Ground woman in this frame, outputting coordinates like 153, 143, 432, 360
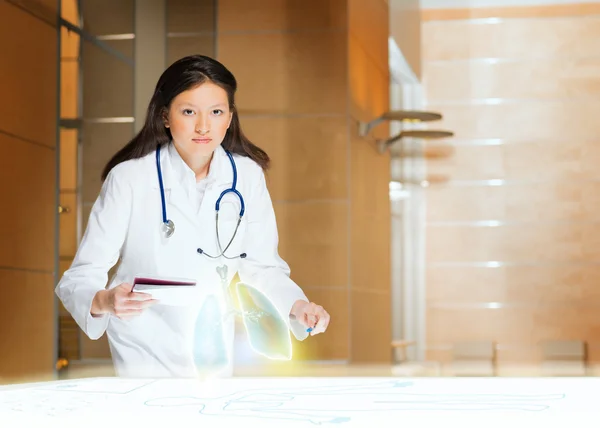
56, 55, 330, 378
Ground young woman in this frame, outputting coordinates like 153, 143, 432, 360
56, 55, 330, 378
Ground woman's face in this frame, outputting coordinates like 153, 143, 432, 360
164, 81, 233, 159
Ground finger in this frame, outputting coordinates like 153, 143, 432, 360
116, 299, 155, 311
115, 309, 144, 319
304, 313, 318, 329
309, 308, 329, 334
311, 312, 330, 335
128, 291, 154, 301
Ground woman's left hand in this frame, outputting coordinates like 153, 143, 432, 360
290, 300, 330, 336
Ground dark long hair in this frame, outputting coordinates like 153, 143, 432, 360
101, 55, 269, 180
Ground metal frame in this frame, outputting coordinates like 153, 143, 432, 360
60, 18, 134, 66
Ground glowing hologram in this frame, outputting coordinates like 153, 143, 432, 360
216, 265, 292, 361
193, 294, 229, 377
235, 282, 292, 361
0, 376, 597, 426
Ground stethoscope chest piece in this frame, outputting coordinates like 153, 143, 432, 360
162, 219, 175, 239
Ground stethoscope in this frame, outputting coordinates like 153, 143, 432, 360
156, 144, 247, 260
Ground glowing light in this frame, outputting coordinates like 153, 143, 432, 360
235, 282, 292, 361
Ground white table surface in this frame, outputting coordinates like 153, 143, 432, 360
0, 376, 598, 427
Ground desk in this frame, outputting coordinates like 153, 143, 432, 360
0, 376, 598, 427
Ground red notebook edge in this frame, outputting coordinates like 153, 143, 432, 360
131, 276, 197, 292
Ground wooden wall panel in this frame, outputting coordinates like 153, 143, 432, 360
348, 0, 391, 364
427, 102, 600, 141
427, 305, 600, 345
0, 271, 55, 382
0, 1, 56, 148
426, 142, 600, 181
218, 32, 348, 115
348, 0, 389, 73
167, 0, 215, 33
422, 5, 600, 366
424, 58, 600, 101
0, 134, 55, 273
274, 202, 349, 288
241, 116, 348, 202
422, 3, 600, 22
427, 223, 600, 263
0, 1, 57, 381
423, 15, 600, 61
167, 36, 215, 65
351, 290, 392, 362
426, 181, 600, 222
218, 0, 346, 32
427, 265, 600, 302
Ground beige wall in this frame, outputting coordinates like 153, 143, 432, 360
218, 0, 391, 363
0, 0, 57, 381
421, 3, 600, 366
390, 0, 421, 78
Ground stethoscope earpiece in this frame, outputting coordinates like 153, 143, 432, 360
197, 248, 247, 260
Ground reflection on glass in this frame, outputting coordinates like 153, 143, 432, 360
80, 0, 134, 37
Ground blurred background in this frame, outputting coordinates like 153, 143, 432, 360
1, 0, 600, 383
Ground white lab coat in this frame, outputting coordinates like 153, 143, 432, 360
56, 143, 309, 378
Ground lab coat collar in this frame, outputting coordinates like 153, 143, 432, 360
157, 142, 230, 191
167, 142, 221, 188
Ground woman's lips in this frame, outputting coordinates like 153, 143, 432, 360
192, 138, 212, 144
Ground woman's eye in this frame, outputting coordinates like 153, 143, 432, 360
183, 109, 194, 115
212, 109, 223, 116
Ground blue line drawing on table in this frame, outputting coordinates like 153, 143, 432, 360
144, 380, 566, 425
0, 389, 115, 417
0, 379, 158, 417
38, 378, 158, 395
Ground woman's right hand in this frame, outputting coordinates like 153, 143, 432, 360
91, 283, 157, 320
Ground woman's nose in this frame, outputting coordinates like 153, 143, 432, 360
195, 116, 210, 133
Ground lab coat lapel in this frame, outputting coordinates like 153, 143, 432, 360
196, 146, 233, 225
170, 185, 199, 227
156, 144, 198, 229
158, 144, 233, 233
